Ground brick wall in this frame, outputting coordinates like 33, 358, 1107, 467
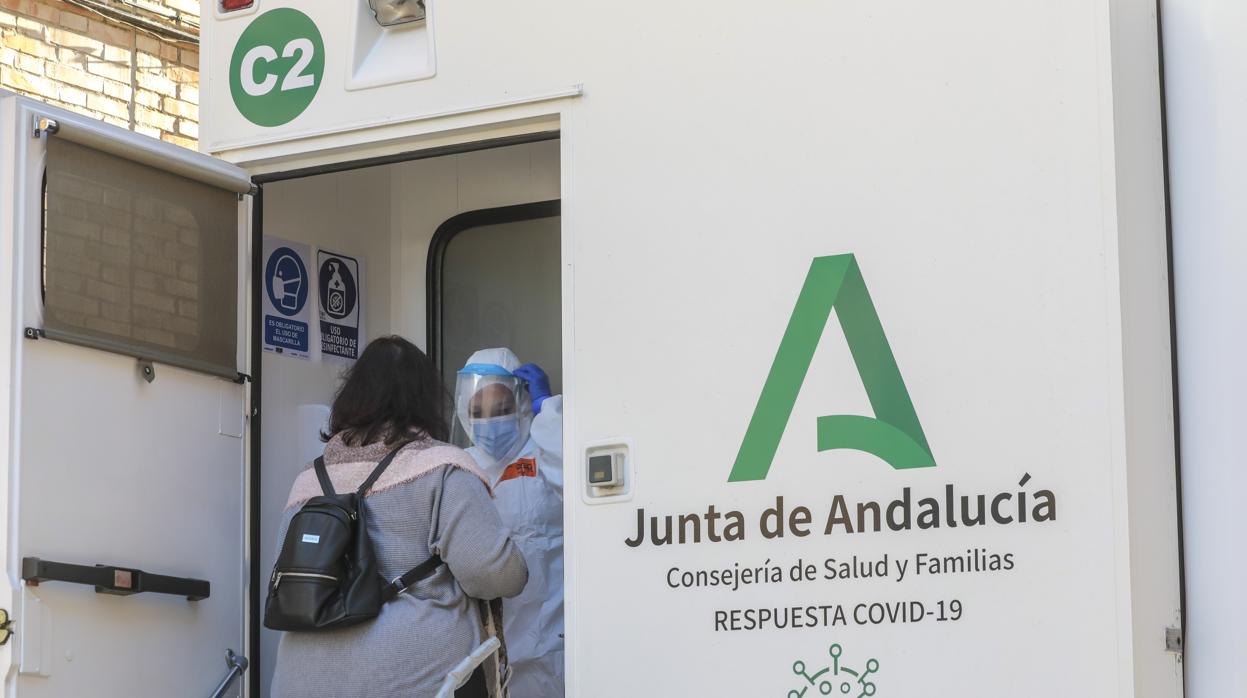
0, 0, 200, 149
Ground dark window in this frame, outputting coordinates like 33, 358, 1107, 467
428, 201, 561, 440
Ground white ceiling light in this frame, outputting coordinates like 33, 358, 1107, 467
369, 0, 426, 27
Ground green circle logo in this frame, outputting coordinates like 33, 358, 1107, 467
229, 8, 324, 127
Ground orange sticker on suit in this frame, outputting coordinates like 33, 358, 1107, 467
499, 458, 538, 483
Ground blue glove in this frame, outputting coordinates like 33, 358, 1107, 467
514, 363, 552, 414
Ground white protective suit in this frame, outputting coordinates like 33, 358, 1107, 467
456, 349, 564, 698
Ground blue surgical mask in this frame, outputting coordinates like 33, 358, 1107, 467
471, 414, 522, 460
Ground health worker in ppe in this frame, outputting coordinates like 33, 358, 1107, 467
455, 348, 563, 698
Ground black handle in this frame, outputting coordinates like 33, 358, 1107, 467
21, 557, 210, 601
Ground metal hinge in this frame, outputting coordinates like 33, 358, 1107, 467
32, 116, 58, 139
1165, 626, 1183, 654
137, 359, 155, 384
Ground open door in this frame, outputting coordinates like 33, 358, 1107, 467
250, 136, 561, 693
0, 95, 253, 697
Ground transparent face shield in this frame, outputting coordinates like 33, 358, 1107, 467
454, 369, 533, 463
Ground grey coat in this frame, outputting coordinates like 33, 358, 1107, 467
270, 435, 529, 698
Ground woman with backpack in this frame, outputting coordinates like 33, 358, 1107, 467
268, 336, 529, 698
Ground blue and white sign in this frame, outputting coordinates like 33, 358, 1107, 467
317, 250, 363, 361
262, 237, 312, 358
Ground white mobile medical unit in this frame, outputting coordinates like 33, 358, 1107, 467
0, 0, 1241, 696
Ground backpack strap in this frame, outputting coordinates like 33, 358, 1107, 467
381, 554, 444, 601
335, 439, 443, 600
313, 457, 336, 496
357, 440, 413, 496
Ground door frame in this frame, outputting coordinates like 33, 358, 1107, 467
246, 131, 559, 697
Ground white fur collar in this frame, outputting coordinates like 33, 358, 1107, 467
285, 434, 491, 510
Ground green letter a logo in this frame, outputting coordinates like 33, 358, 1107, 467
729, 254, 935, 482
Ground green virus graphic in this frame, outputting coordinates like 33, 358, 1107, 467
788, 643, 879, 697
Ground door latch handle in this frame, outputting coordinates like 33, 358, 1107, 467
209, 649, 248, 698
0, 608, 12, 646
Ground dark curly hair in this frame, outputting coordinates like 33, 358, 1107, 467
323, 335, 449, 445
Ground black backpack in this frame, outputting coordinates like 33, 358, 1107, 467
264, 441, 442, 632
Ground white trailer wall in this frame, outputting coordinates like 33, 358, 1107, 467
1160, 1, 1247, 696
203, 1, 1181, 695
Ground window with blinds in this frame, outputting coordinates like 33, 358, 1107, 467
42, 137, 240, 378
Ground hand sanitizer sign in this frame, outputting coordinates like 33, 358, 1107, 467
317, 250, 363, 361
262, 237, 312, 358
